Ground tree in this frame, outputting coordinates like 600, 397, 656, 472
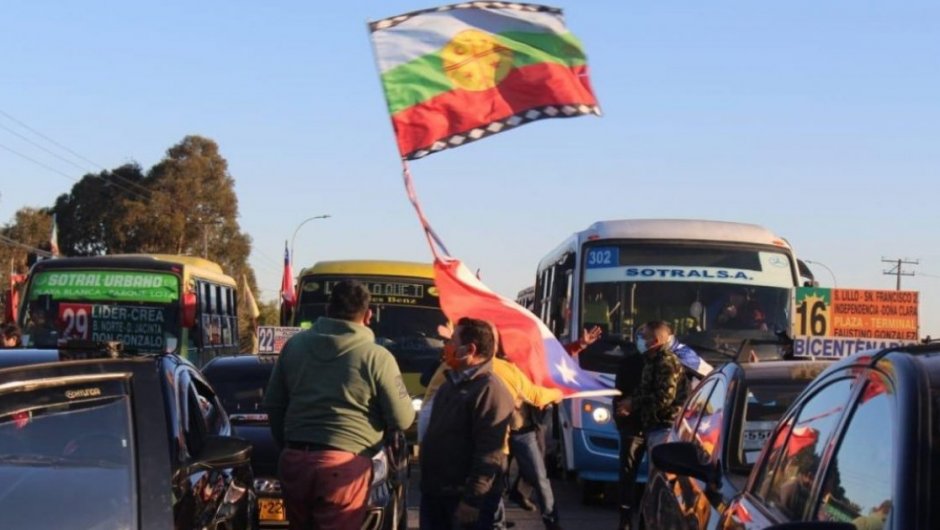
133, 136, 256, 349
53, 164, 146, 256
0, 208, 53, 320
258, 300, 280, 326
0, 207, 53, 273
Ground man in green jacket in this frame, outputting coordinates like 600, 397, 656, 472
264, 280, 415, 529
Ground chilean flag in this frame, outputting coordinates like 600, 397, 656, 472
434, 257, 615, 397
280, 242, 295, 308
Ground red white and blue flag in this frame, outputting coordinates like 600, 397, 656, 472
280, 241, 295, 308
433, 257, 614, 396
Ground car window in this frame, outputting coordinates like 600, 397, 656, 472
816, 370, 894, 527
756, 377, 854, 520
694, 379, 727, 460
184, 382, 210, 457
192, 376, 227, 435
676, 379, 716, 443
204, 366, 269, 414
739, 381, 814, 466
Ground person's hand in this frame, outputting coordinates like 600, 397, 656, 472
551, 389, 565, 404
580, 325, 602, 348
455, 501, 479, 525
437, 323, 454, 340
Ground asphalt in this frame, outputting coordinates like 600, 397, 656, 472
405, 468, 619, 530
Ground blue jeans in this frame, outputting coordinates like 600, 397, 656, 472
510, 430, 557, 522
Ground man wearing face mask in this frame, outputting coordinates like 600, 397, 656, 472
264, 280, 415, 530
420, 317, 514, 530
618, 321, 688, 473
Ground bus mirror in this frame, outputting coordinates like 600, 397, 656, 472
182, 291, 197, 328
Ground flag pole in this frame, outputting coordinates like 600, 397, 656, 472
401, 159, 451, 260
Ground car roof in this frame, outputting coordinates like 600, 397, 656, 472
0, 348, 184, 373
733, 359, 834, 384
790, 343, 940, 387
202, 354, 277, 377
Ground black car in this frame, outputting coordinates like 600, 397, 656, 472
641, 359, 831, 529
714, 343, 940, 529
202, 354, 409, 530
0, 344, 257, 530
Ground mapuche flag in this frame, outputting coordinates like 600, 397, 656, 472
370, 2, 600, 160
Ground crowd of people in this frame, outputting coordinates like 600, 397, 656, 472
262, 278, 703, 530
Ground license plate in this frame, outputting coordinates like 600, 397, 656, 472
258, 498, 286, 522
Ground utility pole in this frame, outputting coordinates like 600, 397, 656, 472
882, 257, 918, 290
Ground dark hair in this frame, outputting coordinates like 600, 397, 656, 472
456, 317, 496, 360
326, 280, 371, 321
644, 320, 671, 337
2, 323, 21, 345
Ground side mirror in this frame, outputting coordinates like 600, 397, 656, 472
766, 521, 856, 530
651, 441, 717, 484
184, 435, 252, 474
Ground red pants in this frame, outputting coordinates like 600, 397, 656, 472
279, 448, 372, 530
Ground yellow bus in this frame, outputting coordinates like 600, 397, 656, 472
18, 254, 239, 365
292, 260, 447, 398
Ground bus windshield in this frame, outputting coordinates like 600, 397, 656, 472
295, 275, 448, 374
579, 243, 796, 371
20, 269, 181, 352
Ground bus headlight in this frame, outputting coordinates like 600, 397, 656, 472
591, 406, 611, 425
411, 397, 423, 412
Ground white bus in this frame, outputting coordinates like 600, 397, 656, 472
532, 219, 801, 489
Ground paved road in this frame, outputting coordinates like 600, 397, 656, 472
405, 469, 619, 529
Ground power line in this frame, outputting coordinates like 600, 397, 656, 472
0, 120, 96, 174
0, 109, 105, 171
0, 109, 153, 199
882, 257, 918, 291
0, 141, 77, 182
0, 234, 53, 257
0, 140, 151, 202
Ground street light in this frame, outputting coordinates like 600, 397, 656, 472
290, 215, 331, 269
804, 260, 837, 288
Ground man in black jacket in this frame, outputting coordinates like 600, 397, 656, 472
420, 317, 514, 529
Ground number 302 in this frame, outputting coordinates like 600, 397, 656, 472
587, 249, 614, 267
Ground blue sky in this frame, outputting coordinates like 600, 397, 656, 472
1, 1, 938, 337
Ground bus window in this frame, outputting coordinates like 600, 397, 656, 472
218, 286, 227, 316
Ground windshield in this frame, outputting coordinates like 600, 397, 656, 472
0, 386, 136, 528
296, 275, 448, 374
20, 269, 181, 352
579, 243, 796, 372
204, 364, 272, 416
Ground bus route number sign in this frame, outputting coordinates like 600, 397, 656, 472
586, 247, 619, 269
258, 326, 303, 354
